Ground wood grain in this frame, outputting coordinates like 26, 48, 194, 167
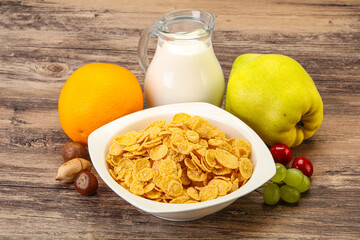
1, 0, 359, 239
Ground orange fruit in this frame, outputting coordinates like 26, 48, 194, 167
58, 63, 143, 144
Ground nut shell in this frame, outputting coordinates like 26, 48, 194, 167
74, 171, 98, 195
55, 158, 92, 183
62, 142, 89, 161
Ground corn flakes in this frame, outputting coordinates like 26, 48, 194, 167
106, 113, 253, 204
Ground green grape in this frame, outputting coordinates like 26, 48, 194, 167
295, 175, 311, 193
263, 183, 280, 205
271, 163, 287, 183
280, 185, 300, 203
283, 168, 304, 186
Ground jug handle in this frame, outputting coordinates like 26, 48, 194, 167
138, 24, 158, 73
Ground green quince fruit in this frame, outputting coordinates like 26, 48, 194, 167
225, 54, 323, 147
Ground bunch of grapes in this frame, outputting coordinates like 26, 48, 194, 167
263, 144, 314, 205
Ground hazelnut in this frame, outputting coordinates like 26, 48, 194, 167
74, 172, 98, 195
62, 141, 89, 161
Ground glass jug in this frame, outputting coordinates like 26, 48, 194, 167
138, 9, 225, 107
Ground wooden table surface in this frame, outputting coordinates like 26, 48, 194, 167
1, 0, 359, 239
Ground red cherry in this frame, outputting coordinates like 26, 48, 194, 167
292, 157, 314, 178
269, 144, 293, 165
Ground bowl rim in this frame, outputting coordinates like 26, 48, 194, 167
88, 102, 275, 214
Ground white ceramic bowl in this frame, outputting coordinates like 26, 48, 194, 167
88, 102, 275, 221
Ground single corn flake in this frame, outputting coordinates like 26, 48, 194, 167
167, 180, 183, 197
186, 187, 200, 201
239, 158, 253, 179
130, 180, 145, 195
208, 138, 223, 147
116, 168, 133, 181
170, 132, 187, 146
159, 158, 177, 176
136, 168, 155, 182
177, 140, 194, 155
173, 113, 191, 122
147, 126, 161, 140
143, 138, 163, 149
184, 157, 198, 171
115, 135, 137, 146
185, 130, 200, 143
134, 158, 151, 173
172, 152, 185, 163
145, 189, 163, 199
160, 175, 181, 192
199, 185, 218, 202
212, 166, 233, 176
118, 158, 135, 169
199, 139, 208, 148
195, 147, 207, 157
209, 178, 231, 196
152, 171, 162, 188
192, 117, 211, 138
180, 169, 192, 185
137, 133, 149, 144
145, 120, 166, 130
230, 178, 239, 193
190, 152, 202, 169
109, 142, 124, 156
124, 143, 140, 152
150, 144, 168, 160
167, 120, 185, 128
200, 157, 212, 172
205, 149, 216, 168
124, 173, 134, 187
169, 195, 190, 204
152, 160, 161, 170
187, 169, 207, 182
215, 148, 239, 169
143, 182, 156, 193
